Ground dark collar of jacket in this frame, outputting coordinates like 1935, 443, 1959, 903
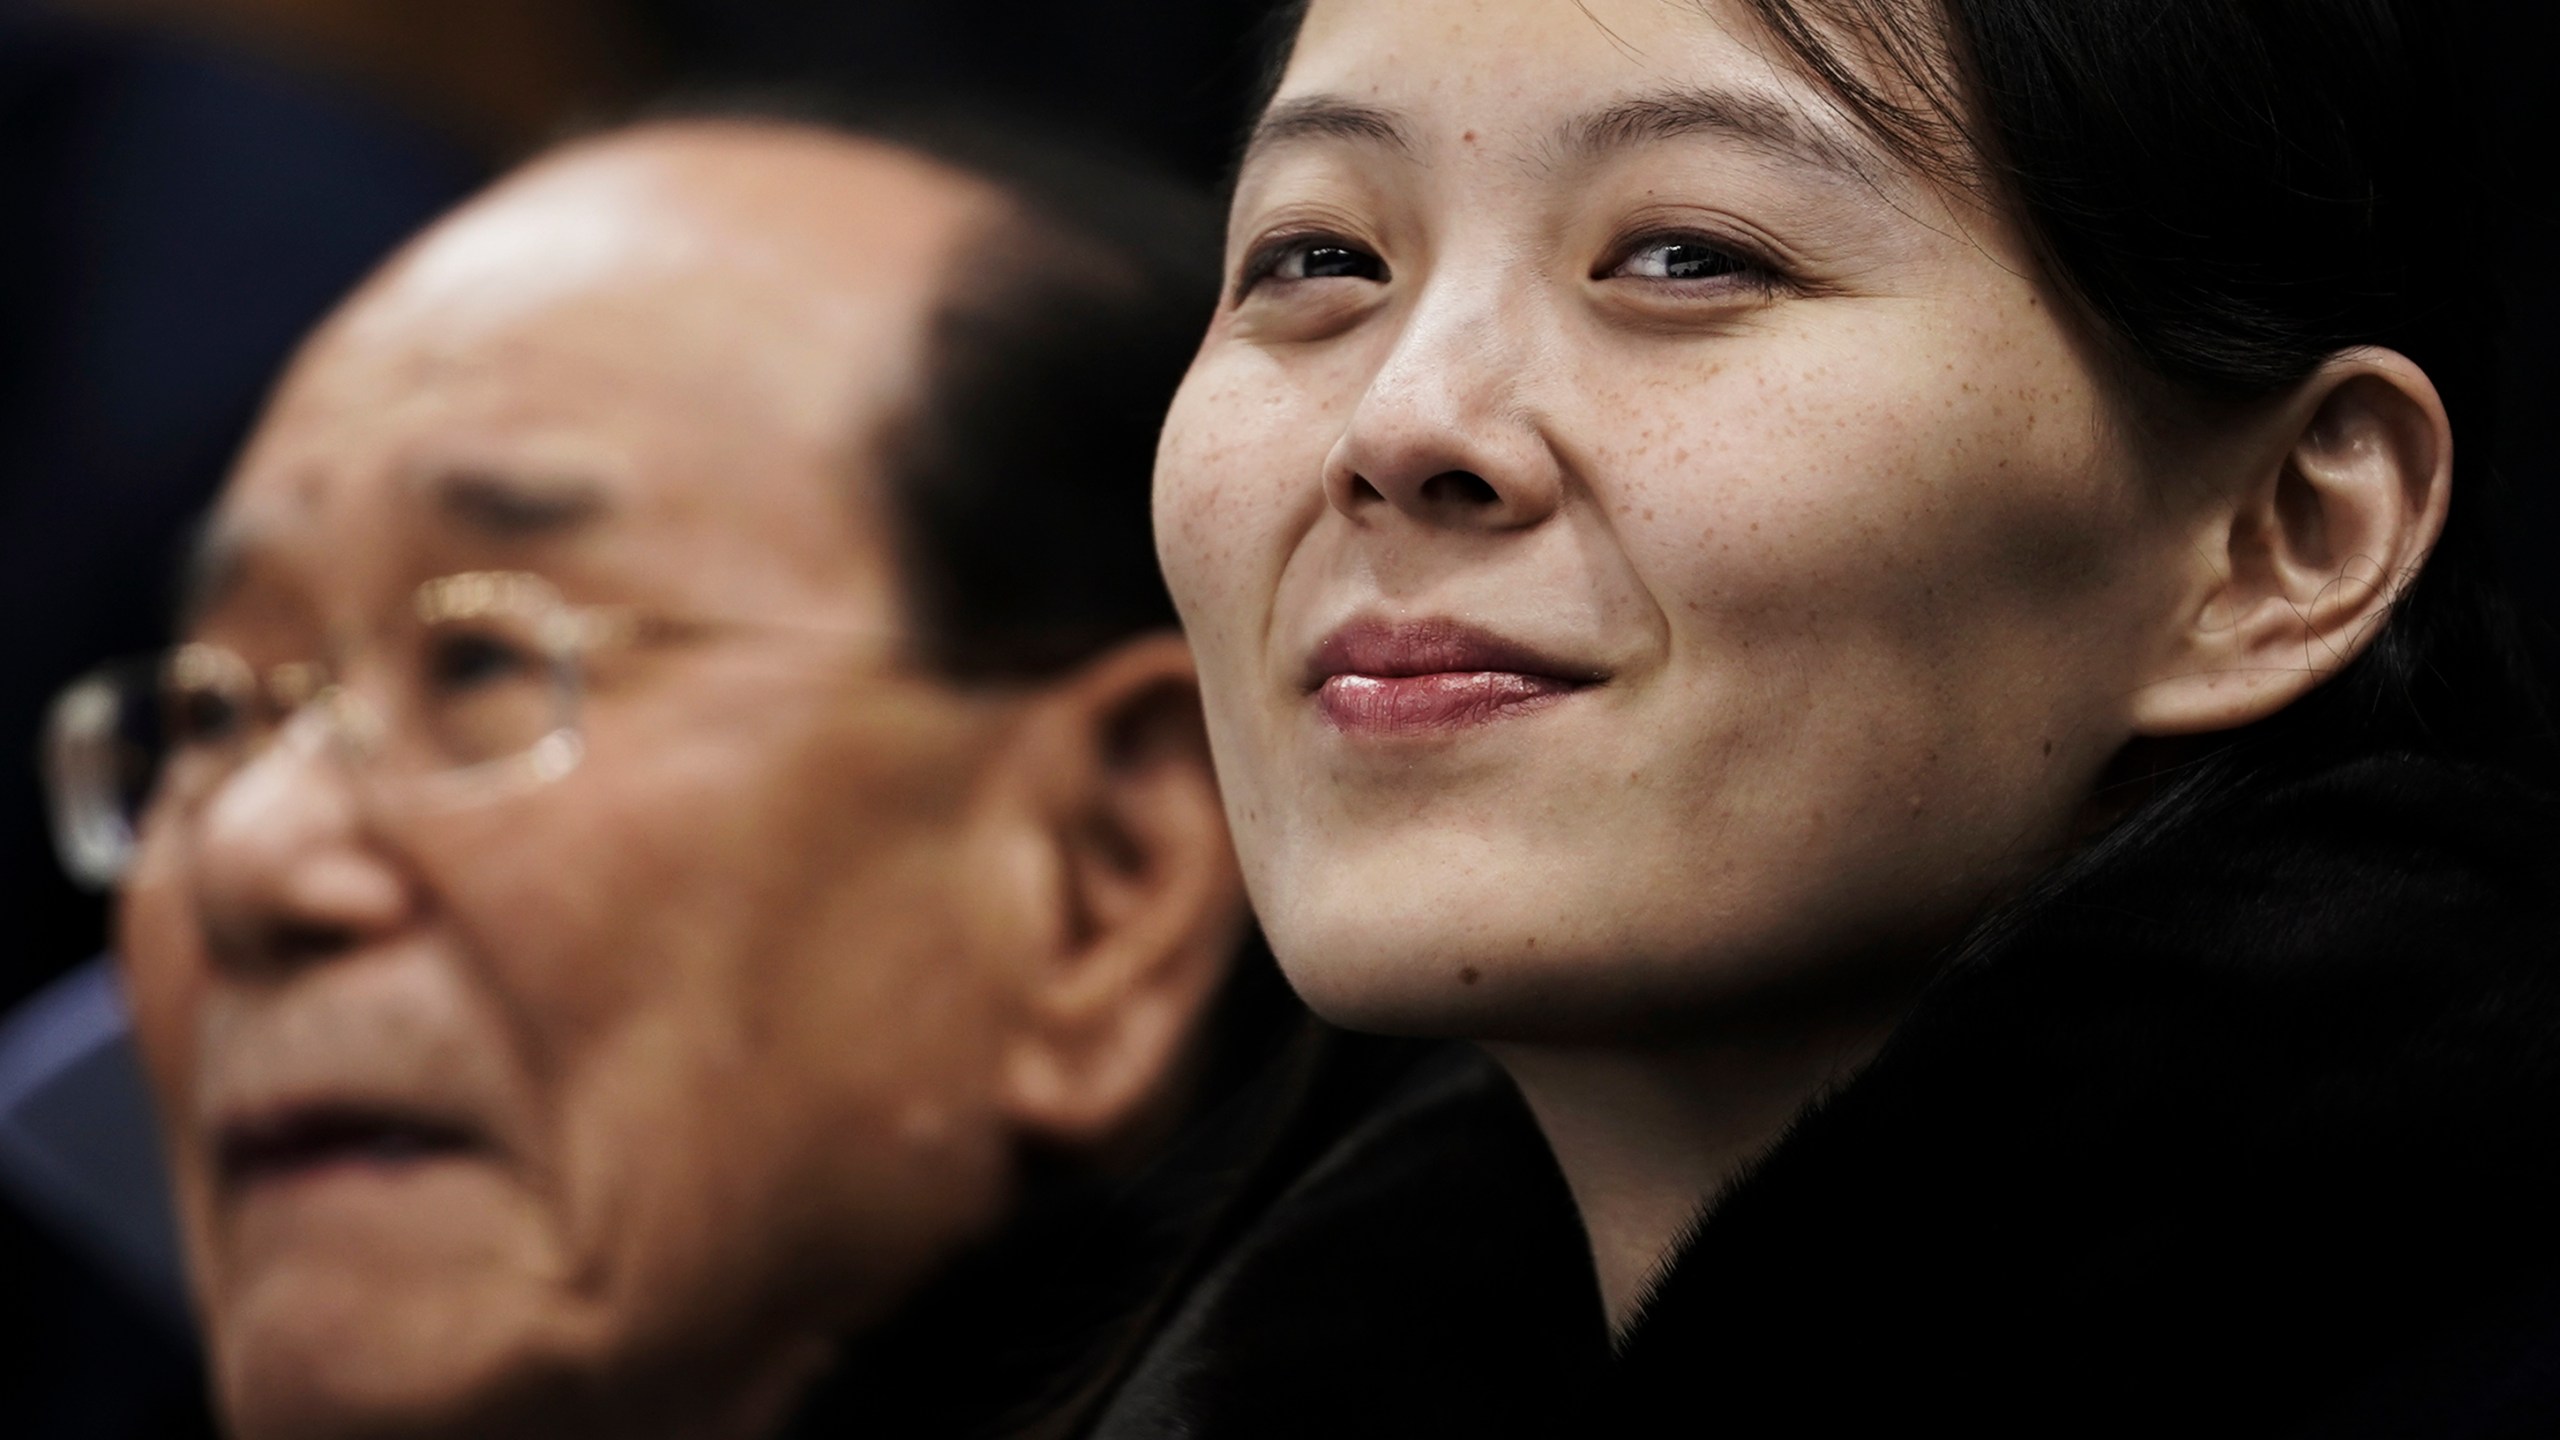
1614, 751, 2560, 1436
1082, 1038, 1606, 1440
780, 1029, 1604, 1440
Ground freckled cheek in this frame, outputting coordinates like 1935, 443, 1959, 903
1579, 389, 1873, 629
1151, 433, 1232, 621
1155, 361, 1325, 654
1593, 353, 2117, 643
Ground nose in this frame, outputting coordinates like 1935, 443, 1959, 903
1322, 279, 1564, 532
189, 718, 417, 975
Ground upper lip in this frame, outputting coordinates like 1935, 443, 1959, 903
1303, 617, 1606, 691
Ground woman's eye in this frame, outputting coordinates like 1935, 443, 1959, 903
1609, 238, 1756, 283
1282, 243, 1384, 282
1239, 236, 1388, 296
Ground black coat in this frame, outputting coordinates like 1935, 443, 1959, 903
1085, 1041, 1600, 1438
784, 1030, 1601, 1439
1107, 750, 2560, 1437
1615, 751, 2560, 1435
808, 748, 2560, 1436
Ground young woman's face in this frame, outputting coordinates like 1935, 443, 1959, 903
1156, 0, 2210, 1039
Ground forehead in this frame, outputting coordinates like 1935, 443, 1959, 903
207, 125, 998, 620
1282, 0, 1851, 144
1253, 0, 2024, 301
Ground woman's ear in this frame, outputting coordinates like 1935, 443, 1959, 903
990, 633, 1245, 1150
2130, 347, 2452, 736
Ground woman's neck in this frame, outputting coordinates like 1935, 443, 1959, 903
1490, 1014, 1895, 1340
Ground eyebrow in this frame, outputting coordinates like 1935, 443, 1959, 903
1242, 85, 1870, 184
1241, 97, 1416, 169
171, 471, 612, 631
1558, 85, 1872, 178
428, 469, 614, 538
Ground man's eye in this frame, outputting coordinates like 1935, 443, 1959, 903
169, 685, 245, 747
424, 627, 542, 693
1609, 238, 1755, 283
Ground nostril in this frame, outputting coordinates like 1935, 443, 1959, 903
1419, 471, 1499, 507
1350, 475, 1387, 503
201, 916, 364, 979
264, 921, 361, 969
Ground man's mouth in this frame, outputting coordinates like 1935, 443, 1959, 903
216, 1103, 483, 1190
1306, 618, 1604, 734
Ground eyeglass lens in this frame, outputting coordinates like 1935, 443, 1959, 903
45, 575, 585, 886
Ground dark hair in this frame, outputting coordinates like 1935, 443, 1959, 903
1736, 0, 2550, 780
1252, 0, 2552, 782
612, 93, 1311, 1437
648, 88, 1225, 683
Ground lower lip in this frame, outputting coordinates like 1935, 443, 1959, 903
1316, 672, 1583, 734
219, 1148, 510, 1260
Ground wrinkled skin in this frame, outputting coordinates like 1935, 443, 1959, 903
123, 125, 1050, 1440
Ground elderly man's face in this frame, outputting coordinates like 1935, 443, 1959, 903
116, 127, 1077, 1440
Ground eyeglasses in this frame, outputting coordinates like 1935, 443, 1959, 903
45, 571, 673, 888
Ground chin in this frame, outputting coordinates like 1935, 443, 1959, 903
1255, 844, 1670, 1042
1254, 822, 1922, 1045
212, 1260, 583, 1440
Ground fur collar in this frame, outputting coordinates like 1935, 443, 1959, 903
787, 1033, 1602, 1439
1084, 1041, 1602, 1438
1615, 752, 2560, 1435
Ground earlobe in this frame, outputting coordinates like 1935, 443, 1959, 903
993, 634, 1245, 1148
2130, 349, 2452, 738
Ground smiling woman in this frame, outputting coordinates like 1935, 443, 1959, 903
1156, 0, 2560, 1432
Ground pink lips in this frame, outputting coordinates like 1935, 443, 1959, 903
1307, 619, 1599, 735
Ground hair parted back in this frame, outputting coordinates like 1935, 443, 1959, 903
646, 87, 1226, 683
1252, 0, 2551, 780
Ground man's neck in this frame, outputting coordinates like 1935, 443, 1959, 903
1489, 1014, 1895, 1340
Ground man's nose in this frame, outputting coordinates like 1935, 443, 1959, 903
189, 725, 416, 974
1321, 279, 1564, 532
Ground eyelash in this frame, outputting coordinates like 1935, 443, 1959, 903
1599, 231, 1774, 290
1229, 226, 1786, 304
1233, 232, 1387, 301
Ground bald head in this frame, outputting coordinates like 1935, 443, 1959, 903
335, 120, 1005, 441
123, 116, 1227, 1440
206, 122, 1011, 636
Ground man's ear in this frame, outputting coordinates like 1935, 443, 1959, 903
991, 633, 1244, 1150
2130, 348, 2453, 737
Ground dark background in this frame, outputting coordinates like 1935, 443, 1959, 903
0, 0, 1286, 1025
2, 0, 2554, 1023
0, 8, 1276, 1425
0, 1, 2550, 1427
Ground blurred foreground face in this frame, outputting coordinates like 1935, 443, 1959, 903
1158, 0, 2225, 1036
118, 126, 1139, 1440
